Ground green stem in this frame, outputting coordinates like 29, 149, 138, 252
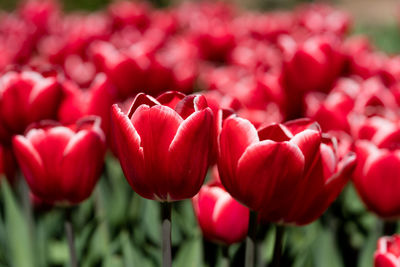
161, 202, 172, 267
221, 245, 229, 267
271, 225, 285, 267
65, 209, 78, 267
245, 211, 258, 267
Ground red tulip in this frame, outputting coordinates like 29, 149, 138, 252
192, 180, 249, 245
108, 1, 151, 31
0, 70, 62, 145
218, 116, 355, 224
295, 4, 351, 37
280, 34, 345, 94
305, 78, 360, 132
111, 92, 214, 201
375, 235, 400, 267
352, 118, 400, 218
344, 36, 386, 80
58, 74, 118, 141
12, 117, 106, 205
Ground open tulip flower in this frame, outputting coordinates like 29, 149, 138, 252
218, 116, 356, 224
111, 91, 214, 201
375, 235, 400, 267
0, 70, 62, 145
12, 117, 106, 205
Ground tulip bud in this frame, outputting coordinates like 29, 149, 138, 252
12, 117, 106, 205
375, 235, 400, 267
193, 180, 249, 245
111, 91, 214, 201
352, 117, 400, 218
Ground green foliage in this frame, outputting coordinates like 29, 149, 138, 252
0, 161, 392, 267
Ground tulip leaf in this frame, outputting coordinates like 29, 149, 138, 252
120, 231, 153, 267
357, 219, 380, 267
1, 179, 35, 267
312, 224, 344, 267
142, 199, 161, 245
102, 255, 124, 267
174, 236, 204, 267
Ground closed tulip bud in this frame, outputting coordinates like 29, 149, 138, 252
353, 118, 400, 218
0, 70, 62, 145
375, 235, 400, 267
192, 180, 249, 245
111, 91, 214, 201
12, 117, 106, 205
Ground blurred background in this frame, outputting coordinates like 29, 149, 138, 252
1, 0, 400, 53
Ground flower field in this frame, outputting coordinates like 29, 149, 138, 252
0, 1, 400, 267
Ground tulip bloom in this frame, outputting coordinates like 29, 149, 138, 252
13, 117, 106, 205
375, 235, 400, 267
111, 92, 213, 201
193, 180, 249, 244
352, 118, 400, 218
0, 71, 62, 145
218, 116, 356, 224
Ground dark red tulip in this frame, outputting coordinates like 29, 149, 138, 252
111, 92, 214, 201
218, 116, 355, 224
108, 1, 151, 31
218, 117, 319, 212
280, 34, 345, 94
375, 235, 400, 267
305, 78, 360, 132
58, 74, 118, 141
0, 70, 63, 145
12, 117, 106, 205
353, 118, 400, 218
192, 180, 249, 245
344, 36, 386, 79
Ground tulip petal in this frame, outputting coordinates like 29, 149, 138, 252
374, 253, 400, 267
128, 93, 159, 118
290, 129, 322, 172
213, 191, 249, 244
29, 78, 61, 123
12, 136, 46, 198
361, 151, 400, 218
61, 129, 105, 203
174, 94, 208, 119
294, 152, 356, 225
131, 104, 183, 200
111, 105, 149, 198
218, 116, 259, 196
236, 140, 304, 212
157, 91, 185, 109
257, 123, 292, 142
167, 108, 213, 200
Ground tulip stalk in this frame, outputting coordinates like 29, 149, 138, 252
271, 225, 285, 267
161, 202, 172, 267
245, 211, 258, 267
221, 246, 229, 267
65, 209, 78, 267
